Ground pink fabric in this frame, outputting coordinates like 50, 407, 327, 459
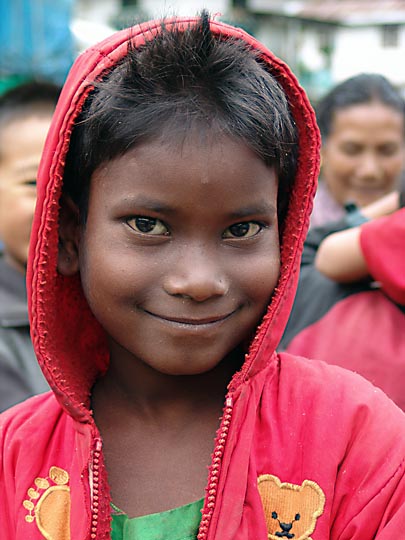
310, 181, 345, 229
360, 208, 405, 305
287, 290, 405, 411
1, 16, 405, 540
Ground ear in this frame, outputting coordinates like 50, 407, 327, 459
301, 481, 325, 515
57, 194, 81, 276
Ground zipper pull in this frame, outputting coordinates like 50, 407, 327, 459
94, 438, 102, 453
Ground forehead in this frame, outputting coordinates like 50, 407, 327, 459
330, 102, 405, 140
90, 134, 278, 216
0, 112, 52, 162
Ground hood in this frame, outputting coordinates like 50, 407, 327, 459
27, 16, 320, 422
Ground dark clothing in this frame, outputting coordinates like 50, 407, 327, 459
0, 256, 48, 411
281, 213, 405, 410
281, 218, 375, 346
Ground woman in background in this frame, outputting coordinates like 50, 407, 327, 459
311, 73, 405, 228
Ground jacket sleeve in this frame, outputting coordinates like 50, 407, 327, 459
0, 395, 71, 539
335, 391, 405, 539
339, 459, 405, 538
309, 357, 405, 538
359, 208, 405, 305
279, 355, 405, 538
300, 218, 351, 266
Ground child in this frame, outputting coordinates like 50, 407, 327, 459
0, 81, 60, 411
1, 13, 405, 540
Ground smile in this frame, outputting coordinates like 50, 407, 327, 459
351, 184, 384, 192
141, 308, 238, 327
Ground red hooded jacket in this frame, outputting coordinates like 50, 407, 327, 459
1, 17, 405, 540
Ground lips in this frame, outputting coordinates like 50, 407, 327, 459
351, 185, 384, 192
142, 308, 238, 326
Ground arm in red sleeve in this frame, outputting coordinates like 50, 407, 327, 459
360, 208, 405, 305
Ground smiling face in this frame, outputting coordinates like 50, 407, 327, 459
321, 101, 405, 207
0, 112, 52, 273
63, 134, 280, 376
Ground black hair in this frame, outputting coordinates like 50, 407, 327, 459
0, 80, 61, 129
63, 12, 298, 225
316, 73, 405, 141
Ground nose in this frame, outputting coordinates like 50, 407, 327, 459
163, 244, 229, 302
357, 152, 382, 181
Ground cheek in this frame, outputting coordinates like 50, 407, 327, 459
385, 155, 405, 176
79, 244, 154, 312
327, 152, 353, 176
18, 197, 37, 229
241, 252, 280, 308
323, 156, 353, 199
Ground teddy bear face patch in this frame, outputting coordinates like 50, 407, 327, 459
258, 474, 325, 540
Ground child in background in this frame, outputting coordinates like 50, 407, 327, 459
0, 81, 60, 411
1, 13, 405, 540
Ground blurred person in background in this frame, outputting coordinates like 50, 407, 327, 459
281, 183, 405, 410
280, 73, 405, 410
311, 73, 405, 228
0, 81, 60, 411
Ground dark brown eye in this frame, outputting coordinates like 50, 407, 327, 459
379, 143, 400, 156
223, 222, 262, 238
127, 217, 168, 235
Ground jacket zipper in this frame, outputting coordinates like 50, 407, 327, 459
89, 437, 103, 539
90, 396, 234, 540
197, 395, 234, 540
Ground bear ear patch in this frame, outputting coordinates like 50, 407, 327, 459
257, 474, 325, 540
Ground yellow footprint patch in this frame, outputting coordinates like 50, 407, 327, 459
24, 466, 71, 540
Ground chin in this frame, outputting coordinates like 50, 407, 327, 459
150, 349, 231, 377
158, 361, 222, 377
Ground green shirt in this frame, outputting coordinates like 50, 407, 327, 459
111, 498, 204, 540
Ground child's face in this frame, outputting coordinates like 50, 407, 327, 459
73, 134, 280, 375
0, 112, 52, 274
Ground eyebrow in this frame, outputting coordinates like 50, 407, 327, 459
227, 203, 277, 220
118, 195, 177, 215
116, 196, 276, 219
12, 161, 40, 178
